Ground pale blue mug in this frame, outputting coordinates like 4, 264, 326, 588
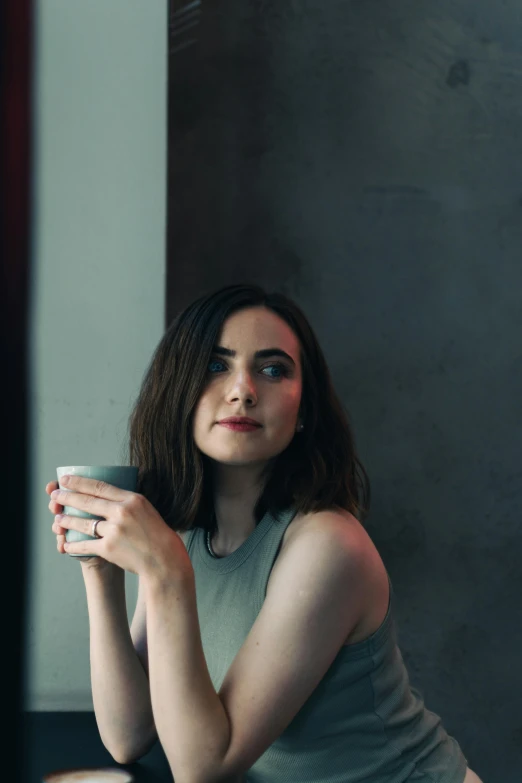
56, 465, 139, 558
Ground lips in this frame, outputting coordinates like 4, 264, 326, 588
218, 418, 261, 426
218, 421, 262, 432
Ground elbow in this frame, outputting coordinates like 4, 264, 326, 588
109, 743, 154, 766
109, 749, 135, 766
105, 744, 137, 766
107, 731, 158, 765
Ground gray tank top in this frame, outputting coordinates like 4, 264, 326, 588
184, 506, 468, 782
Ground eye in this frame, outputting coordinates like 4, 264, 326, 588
207, 359, 289, 379
207, 360, 227, 374
262, 362, 289, 378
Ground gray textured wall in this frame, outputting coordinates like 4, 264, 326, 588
167, 1, 522, 779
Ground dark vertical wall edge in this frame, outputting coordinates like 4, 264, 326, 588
0, 0, 33, 780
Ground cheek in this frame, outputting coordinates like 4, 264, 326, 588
269, 399, 301, 433
192, 398, 211, 440
279, 387, 301, 416
193, 392, 212, 421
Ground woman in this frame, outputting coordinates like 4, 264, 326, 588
47, 283, 484, 783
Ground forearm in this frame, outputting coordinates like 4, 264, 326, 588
83, 565, 155, 763
143, 568, 233, 783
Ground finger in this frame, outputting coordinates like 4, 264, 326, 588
57, 533, 66, 553
63, 539, 102, 556
48, 496, 64, 514
56, 514, 105, 538
51, 487, 113, 519
47, 482, 63, 512
58, 475, 129, 502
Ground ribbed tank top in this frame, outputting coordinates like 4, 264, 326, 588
184, 506, 468, 783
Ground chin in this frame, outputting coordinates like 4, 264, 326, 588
212, 446, 270, 461
215, 442, 290, 465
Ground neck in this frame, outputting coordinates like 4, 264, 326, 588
210, 461, 269, 551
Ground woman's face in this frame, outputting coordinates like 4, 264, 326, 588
193, 306, 303, 468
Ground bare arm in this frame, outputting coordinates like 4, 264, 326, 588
84, 528, 195, 763
82, 563, 158, 763
49, 478, 157, 764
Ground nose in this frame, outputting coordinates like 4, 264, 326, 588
226, 369, 258, 405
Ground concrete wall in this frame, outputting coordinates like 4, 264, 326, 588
26, 0, 167, 711
166, 2, 522, 779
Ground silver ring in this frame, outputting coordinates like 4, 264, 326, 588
91, 519, 102, 538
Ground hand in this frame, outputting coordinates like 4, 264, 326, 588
48, 475, 190, 577
47, 480, 114, 571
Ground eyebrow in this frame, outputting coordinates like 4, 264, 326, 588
212, 345, 296, 367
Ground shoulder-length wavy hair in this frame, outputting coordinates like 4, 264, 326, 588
123, 283, 370, 533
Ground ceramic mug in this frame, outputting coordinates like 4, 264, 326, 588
56, 466, 139, 558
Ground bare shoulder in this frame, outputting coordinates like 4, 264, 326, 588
274, 506, 389, 646
280, 505, 369, 557
268, 506, 368, 597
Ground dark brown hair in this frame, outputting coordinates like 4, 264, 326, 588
123, 283, 370, 533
